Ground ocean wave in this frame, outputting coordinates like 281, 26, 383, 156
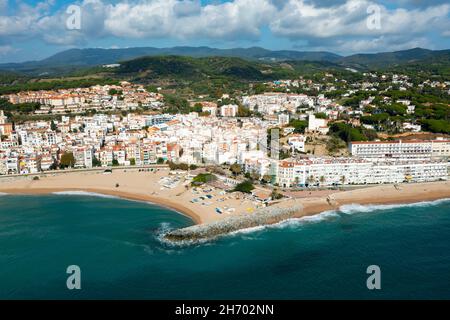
338, 198, 450, 215
156, 222, 212, 248
0, 192, 8, 196
52, 191, 119, 199
226, 210, 341, 238
157, 198, 450, 246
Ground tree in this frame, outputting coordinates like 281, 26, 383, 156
237, 105, 252, 117
315, 112, 327, 119
262, 175, 273, 184
146, 85, 158, 93
112, 159, 119, 166
192, 173, 217, 185
168, 162, 189, 170
319, 176, 326, 185
307, 175, 315, 186
108, 88, 122, 96
157, 157, 165, 164
289, 119, 308, 134
250, 170, 260, 181
271, 188, 284, 200
60, 152, 76, 168
233, 180, 255, 194
50, 120, 57, 131
129, 158, 136, 166
92, 156, 101, 167
191, 103, 203, 113
230, 163, 242, 176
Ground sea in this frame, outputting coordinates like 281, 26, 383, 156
0, 192, 449, 299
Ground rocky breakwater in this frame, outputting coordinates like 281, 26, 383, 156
163, 204, 304, 243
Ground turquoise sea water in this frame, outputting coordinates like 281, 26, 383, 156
0, 192, 450, 299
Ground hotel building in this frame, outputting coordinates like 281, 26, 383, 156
276, 157, 449, 188
350, 139, 450, 161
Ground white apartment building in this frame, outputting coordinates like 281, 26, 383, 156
242, 93, 313, 115
288, 135, 306, 152
350, 139, 450, 160
73, 147, 93, 168
276, 158, 449, 188
307, 114, 329, 134
0, 110, 7, 125
278, 113, 290, 126
220, 104, 238, 117
0, 155, 7, 175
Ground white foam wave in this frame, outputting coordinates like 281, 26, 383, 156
338, 198, 450, 215
52, 191, 118, 199
0, 192, 8, 196
228, 210, 341, 238
156, 197, 450, 246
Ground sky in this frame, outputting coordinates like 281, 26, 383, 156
0, 0, 449, 63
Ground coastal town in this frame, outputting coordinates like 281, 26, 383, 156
2, 0, 450, 302
1, 75, 449, 188
1, 69, 449, 232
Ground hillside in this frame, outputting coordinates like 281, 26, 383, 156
114, 55, 347, 82
340, 48, 450, 70
0, 46, 341, 76
1, 46, 449, 77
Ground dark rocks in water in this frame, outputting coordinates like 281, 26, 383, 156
164, 205, 303, 243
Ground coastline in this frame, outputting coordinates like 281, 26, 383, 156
1, 170, 450, 241
0, 187, 202, 225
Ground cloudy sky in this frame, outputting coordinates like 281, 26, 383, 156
0, 0, 449, 63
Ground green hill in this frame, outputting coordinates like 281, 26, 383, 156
116, 56, 286, 81
340, 48, 450, 70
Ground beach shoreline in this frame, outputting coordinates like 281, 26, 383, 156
1, 170, 450, 240
0, 187, 203, 225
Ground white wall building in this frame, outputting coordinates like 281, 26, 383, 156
350, 139, 450, 160
220, 104, 238, 117
307, 115, 329, 134
276, 158, 449, 188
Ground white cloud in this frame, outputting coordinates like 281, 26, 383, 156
270, 0, 450, 39
0, 0, 449, 58
0, 45, 17, 56
103, 0, 275, 40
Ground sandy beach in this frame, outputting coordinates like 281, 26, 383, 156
1, 169, 449, 227
0, 169, 262, 225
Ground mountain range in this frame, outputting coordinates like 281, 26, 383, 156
1, 46, 449, 76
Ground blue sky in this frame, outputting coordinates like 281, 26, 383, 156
0, 0, 449, 63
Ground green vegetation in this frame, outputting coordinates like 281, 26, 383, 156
192, 173, 217, 185
230, 164, 242, 176
233, 180, 255, 194
315, 112, 327, 119
421, 119, 450, 134
60, 152, 76, 168
329, 122, 377, 142
326, 136, 348, 154
163, 94, 192, 114
117, 56, 269, 80
108, 88, 123, 95
168, 162, 189, 171
92, 156, 102, 167
289, 119, 308, 133
0, 78, 119, 95
270, 188, 284, 200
